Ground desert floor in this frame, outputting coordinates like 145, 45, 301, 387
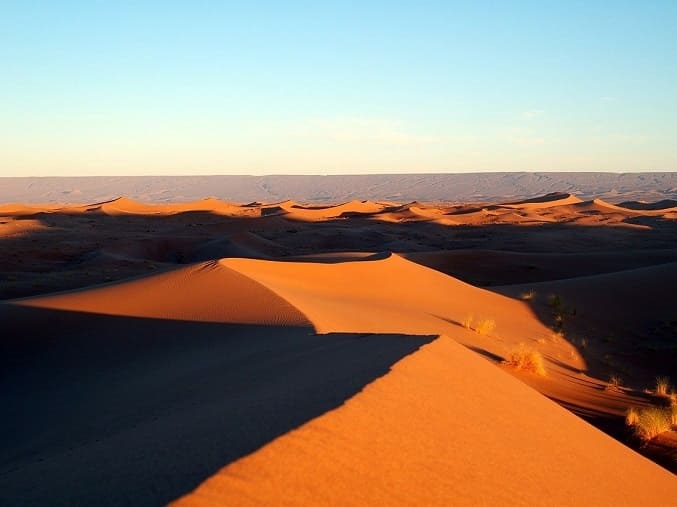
1, 193, 676, 505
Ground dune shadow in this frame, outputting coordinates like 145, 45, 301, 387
0, 304, 435, 506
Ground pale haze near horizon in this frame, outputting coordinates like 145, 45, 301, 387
1, 1, 676, 177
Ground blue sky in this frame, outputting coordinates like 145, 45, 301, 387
1, 1, 676, 175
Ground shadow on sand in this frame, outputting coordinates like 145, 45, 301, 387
0, 303, 434, 506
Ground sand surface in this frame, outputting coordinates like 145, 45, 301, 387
1, 194, 676, 505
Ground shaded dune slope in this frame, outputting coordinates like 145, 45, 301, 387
497, 262, 677, 383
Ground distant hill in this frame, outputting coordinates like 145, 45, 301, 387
1, 172, 675, 204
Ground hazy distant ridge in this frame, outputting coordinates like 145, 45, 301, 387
1, 173, 675, 204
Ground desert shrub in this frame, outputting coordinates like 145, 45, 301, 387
633, 407, 671, 441
625, 407, 639, 426
504, 344, 546, 376
655, 376, 671, 396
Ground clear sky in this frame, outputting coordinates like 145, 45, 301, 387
1, 1, 676, 176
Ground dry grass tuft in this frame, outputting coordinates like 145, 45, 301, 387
462, 315, 496, 336
474, 318, 496, 336
504, 344, 546, 376
655, 376, 671, 396
625, 407, 639, 427
632, 407, 671, 441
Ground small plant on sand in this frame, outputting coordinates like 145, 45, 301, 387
474, 318, 496, 336
625, 407, 639, 427
655, 376, 671, 396
504, 343, 546, 376
462, 315, 496, 336
631, 407, 671, 441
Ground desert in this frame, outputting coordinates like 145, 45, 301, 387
4, 0, 677, 504
1, 191, 676, 505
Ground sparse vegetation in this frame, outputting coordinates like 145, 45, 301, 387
462, 314, 473, 330
627, 406, 672, 441
504, 344, 546, 376
655, 376, 671, 396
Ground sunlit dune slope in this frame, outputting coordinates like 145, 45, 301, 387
17, 253, 553, 343
17, 260, 309, 326
89, 196, 251, 216
173, 336, 677, 507
222, 253, 554, 340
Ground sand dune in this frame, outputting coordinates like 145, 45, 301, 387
88, 196, 251, 217
272, 200, 385, 221
17, 260, 309, 326
0, 218, 47, 238
405, 248, 677, 285
0, 203, 48, 216
2, 194, 676, 506
503, 191, 584, 209
173, 337, 677, 507
619, 199, 677, 211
